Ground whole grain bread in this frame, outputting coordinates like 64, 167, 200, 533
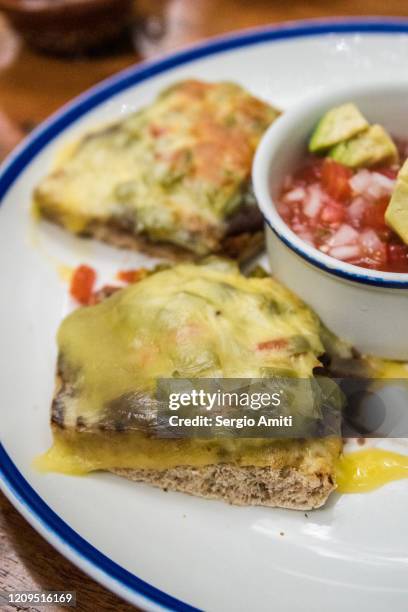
51, 369, 339, 511
87, 221, 265, 264
113, 463, 336, 510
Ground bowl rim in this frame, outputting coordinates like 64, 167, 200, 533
253, 81, 408, 289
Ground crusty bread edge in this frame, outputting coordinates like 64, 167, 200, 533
52, 371, 337, 511
86, 222, 265, 264
112, 464, 336, 511
39, 208, 265, 264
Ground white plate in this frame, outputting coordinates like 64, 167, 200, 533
2, 18, 408, 612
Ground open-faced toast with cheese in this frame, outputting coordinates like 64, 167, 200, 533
38, 259, 342, 510
34, 80, 280, 262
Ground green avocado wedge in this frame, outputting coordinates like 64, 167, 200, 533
309, 103, 369, 153
385, 159, 408, 245
329, 124, 398, 169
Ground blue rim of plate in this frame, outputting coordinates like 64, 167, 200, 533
2, 17, 408, 612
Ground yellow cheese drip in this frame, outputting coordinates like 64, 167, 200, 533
335, 357, 408, 494
56, 264, 74, 283
368, 357, 408, 379
336, 448, 408, 493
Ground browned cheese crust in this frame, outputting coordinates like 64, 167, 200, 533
35, 80, 279, 260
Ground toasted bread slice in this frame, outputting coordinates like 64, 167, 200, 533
113, 458, 337, 510
39, 259, 341, 510
48, 371, 339, 510
86, 220, 265, 264
34, 80, 279, 260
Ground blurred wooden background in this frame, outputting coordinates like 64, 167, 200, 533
1, 1, 408, 610
0, 0, 408, 130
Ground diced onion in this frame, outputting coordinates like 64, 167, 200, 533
330, 245, 362, 260
350, 170, 372, 194
303, 185, 323, 218
370, 172, 396, 194
284, 187, 306, 202
350, 169, 395, 199
328, 223, 359, 247
360, 228, 383, 254
347, 197, 368, 225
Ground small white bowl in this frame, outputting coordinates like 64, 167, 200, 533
253, 82, 408, 360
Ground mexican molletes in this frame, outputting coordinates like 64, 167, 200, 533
34, 80, 280, 261
38, 259, 341, 510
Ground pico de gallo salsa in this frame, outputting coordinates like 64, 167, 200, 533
277, 146, 408, 273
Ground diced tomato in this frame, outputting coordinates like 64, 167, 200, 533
294, 158, 323, 183
289, 202, 303, 223
376, 167, 398, 180
70, 264, 96, 305
149, 124, 166, 138
117, 268, 148, 284
387, 244, 408, 271
321, 159, 352, 202
362, 199, 388, 230
257, 338, 288, 351
277, 202, 291, 222
320, 201, 345, 225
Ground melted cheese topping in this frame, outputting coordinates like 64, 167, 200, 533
336, 357, 408, 494
37, 260, 340, 475
36, 431, 341, 475
336, 448, 408, 493
41, 260, 408, 492
35, 80, 279, 255
367, 357, 408, 379
57, 260, 323, 427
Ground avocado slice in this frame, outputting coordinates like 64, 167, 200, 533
309, 103, 369, 153
329, 125, 398, 168
385, 159, 408, 245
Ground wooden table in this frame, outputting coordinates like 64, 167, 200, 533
1, 1, 408, 610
